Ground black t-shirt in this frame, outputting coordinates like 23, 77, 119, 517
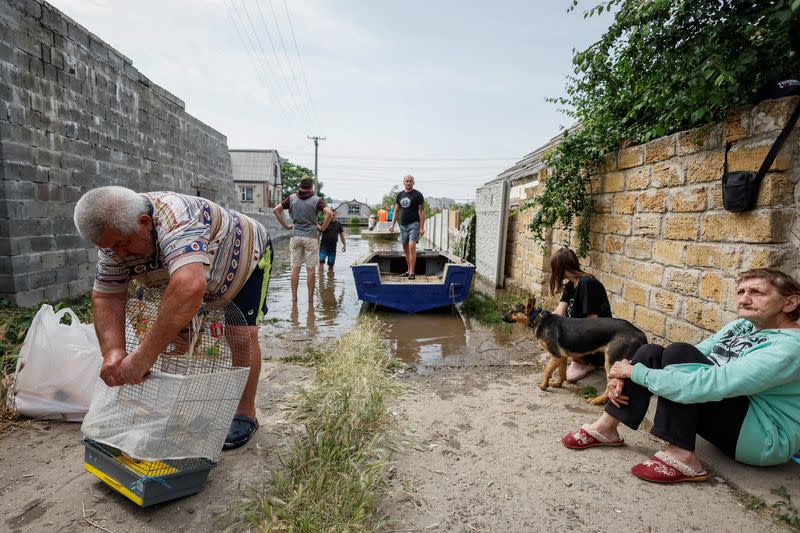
319, 220, 343, 252
560, 276, 612, 318
396, 189, 424, 225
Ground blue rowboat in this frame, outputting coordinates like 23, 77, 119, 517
351, 250, 475, 313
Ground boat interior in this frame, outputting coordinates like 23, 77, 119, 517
364, 251, 450, 277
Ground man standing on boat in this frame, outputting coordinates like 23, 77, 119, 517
389, 175, 425, 280
273, 177, 334, 303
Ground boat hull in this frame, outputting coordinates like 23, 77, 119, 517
351, 251, 474, 313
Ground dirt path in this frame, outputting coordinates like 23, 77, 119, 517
0, 332, 789, 532
383, 365, 786, 532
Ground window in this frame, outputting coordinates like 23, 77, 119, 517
241, 186, 254, 202
347, 204, 360, 215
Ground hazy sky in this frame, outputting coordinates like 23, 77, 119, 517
49, 0, 614, 204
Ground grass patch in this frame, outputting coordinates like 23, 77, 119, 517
0, 297, 92, 428
742, 495, 766, 510
226, 316, 404, 532
577, 385, 598, 399
460, 292, 518, 331
282, 346, 326, 366
772, 486, 800, 531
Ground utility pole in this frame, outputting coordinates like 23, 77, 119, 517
307, 135, 326, 189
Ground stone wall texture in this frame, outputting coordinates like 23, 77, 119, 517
0, 0, 236, 306
504, 95, 800, 344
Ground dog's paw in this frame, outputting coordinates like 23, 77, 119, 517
586, 395, 607, 406
552, 380, 564, 388
538, 383, 549, 391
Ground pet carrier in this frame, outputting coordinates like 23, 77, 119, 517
82, 286, 251, 506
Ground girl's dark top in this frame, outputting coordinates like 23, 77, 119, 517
319, 220, 343, 253
560, 276, 612, 366
559, 276, 612, 318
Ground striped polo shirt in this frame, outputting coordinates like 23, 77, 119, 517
93, 192, 269, 301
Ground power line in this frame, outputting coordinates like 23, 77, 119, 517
280, 151, 519, 162
267, 0, 315, 127
251, 0, 310, 126
282, 0, 320, 131
225, 1, 302, 137
317, 163, 508, 171
236, 0, 303, 131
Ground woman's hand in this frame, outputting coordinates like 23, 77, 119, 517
608, 359, 634, 379
607, 376, 629, 408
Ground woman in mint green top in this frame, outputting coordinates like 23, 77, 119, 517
561, 268, 800, 483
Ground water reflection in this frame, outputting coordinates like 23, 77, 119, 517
264, 229, 525, 367
317, 272, 344, 322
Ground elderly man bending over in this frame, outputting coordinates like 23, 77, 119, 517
74, 186, 272, 450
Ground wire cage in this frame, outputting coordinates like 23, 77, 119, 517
82, 285, 251, 506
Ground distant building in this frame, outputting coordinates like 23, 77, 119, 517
334, 199, 371, 224
427, 197, 456, 209
230, 149, 282, 210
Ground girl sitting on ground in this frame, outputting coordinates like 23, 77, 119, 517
549, 247, 612, 381
562, 268, 800, 483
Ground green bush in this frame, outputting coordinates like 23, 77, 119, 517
350, 216, 361, 226
527, 0, 800, 256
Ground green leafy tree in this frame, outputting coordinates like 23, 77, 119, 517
458, 203, 475, 221
379, 186, 400, 211
526, 0, 800, 256
280, 159, 325, 199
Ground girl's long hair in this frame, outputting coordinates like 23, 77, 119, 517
549, 248, 592, 295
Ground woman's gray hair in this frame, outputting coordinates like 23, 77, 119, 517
74, 186, 149, 243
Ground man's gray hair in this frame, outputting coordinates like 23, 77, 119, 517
74, 186, 149, 243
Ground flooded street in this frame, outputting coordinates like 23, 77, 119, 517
263, 228, 530, 367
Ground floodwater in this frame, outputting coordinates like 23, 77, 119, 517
263, 228, 530, 367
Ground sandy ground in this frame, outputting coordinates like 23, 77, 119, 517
0, 333, 791, 532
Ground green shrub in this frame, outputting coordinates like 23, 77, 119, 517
527, 0, 800, 256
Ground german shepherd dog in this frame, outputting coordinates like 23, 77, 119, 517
502, 297, 647, 405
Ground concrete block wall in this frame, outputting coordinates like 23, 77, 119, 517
475, 180, 509, 286
504, 95, 800, 344
0, 0, 235, 307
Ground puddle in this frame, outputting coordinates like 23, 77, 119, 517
263, 229, 532, 368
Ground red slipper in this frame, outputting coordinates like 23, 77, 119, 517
561, 424, 625, 449
631, 451, 709, 483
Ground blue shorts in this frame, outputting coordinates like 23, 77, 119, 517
319, 249, 336, 266
399, 222, 420, 245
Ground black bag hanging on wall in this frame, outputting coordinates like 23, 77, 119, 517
721, 78, 800, 213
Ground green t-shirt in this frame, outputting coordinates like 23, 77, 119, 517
631, 319, 800, 466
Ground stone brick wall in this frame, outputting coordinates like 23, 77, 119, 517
504, 95, 800, 344
0, 0, 236, 306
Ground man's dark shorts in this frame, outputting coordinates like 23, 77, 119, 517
230, 239, 273, 326
399, 222, 420, 245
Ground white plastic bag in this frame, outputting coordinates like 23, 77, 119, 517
8, 305, 102, 421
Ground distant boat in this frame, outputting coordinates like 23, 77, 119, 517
361, 221, 399, 240
351, 250, 475, 313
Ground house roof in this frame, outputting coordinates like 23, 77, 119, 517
334, 199, 371, 210
230, 150, 281, 185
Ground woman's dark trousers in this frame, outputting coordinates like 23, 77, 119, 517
604, 343, 749, 456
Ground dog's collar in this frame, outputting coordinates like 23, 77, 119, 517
527, 311, 539, 328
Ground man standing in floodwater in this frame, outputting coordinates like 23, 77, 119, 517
389, 175, 425, 280
273, 177, 334, 303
